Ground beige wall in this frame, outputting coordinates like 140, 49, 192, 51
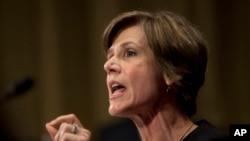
0, 0, 249, 140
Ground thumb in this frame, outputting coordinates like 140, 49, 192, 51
45, 123, 58, 139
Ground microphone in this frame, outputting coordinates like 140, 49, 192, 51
2, 76, 34, 103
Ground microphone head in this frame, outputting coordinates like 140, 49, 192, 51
4, 76, 34, 100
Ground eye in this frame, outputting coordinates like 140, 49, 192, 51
125, 49, 137, 57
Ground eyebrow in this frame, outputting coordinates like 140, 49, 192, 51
107, 41, 140, 57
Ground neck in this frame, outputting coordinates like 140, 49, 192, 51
129, 101, 196, 141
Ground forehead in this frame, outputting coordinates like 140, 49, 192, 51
107, 25, 147, 51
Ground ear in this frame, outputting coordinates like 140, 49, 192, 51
163, 74, 173, 86
163, 73, 181, 87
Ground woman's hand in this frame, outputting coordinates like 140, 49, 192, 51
45, 114, 91, 141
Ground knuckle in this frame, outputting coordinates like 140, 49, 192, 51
84, 129, 91, 138
86, 130, 91, 136
69, 113, 76, 118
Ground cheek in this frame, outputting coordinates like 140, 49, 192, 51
126, 65, 160, 103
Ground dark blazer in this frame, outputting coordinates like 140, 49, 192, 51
99, 119, 140, 141
184, 120, 229, 141
99, 119, 229, 141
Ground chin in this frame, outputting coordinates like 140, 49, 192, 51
108, 105, 122, 117
108, 104, 131, 117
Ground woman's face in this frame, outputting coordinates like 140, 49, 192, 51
104, 25, 165, 117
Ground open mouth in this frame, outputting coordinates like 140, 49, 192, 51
111, 83, 125, 94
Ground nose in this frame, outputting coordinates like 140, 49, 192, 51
104, 58, 121, 75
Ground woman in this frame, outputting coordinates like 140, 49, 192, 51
46, 10, 228, 141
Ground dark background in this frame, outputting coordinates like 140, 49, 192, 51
0, 0, 249, 140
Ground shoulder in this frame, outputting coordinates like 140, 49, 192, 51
184, 119, 229, 141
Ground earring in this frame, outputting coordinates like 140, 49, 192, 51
166, 87, 171, 94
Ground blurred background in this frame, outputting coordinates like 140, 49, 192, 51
0, 0, 249, 140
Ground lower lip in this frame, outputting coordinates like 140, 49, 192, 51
109, 88, 126, 100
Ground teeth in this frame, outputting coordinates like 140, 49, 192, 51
112, 84, 119, 88
111, 83, 124, 93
